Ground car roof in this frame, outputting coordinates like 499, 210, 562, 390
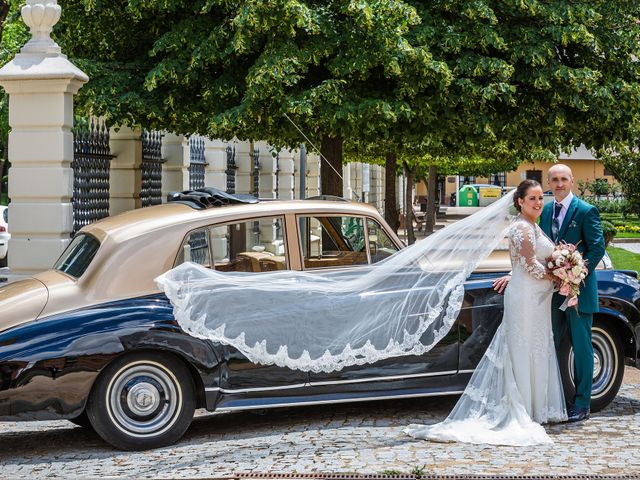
82, 199, 383, 242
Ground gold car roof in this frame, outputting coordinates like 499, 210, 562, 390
83, 199, 381, 243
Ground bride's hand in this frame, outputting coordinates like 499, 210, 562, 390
492, 274, 511, 293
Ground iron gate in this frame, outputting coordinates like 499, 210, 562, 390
141, 130, 164, 207
71, 118, 113, 236
189, 136, 207, 190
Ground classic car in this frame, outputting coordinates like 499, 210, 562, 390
1, 190, 638, 450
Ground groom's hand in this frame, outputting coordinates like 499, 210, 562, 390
492, 274, 511, 293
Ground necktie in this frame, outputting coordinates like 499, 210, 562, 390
551, 202, 562, 241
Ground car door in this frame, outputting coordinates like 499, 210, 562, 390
175, 215, 309, 395
296, 213, 460, 393
455, 275, 506, 373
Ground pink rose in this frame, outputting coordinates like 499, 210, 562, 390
554, 268, 567, 279
560, 283, 571, 296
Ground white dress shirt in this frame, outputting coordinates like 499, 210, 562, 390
554, 191, 574, 228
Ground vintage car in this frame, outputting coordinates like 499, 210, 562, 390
1, 190, 639, 450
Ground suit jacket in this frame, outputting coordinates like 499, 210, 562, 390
540, 196, 605, 313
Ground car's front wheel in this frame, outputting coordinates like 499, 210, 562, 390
86, 352, 195, 450
558, 319, 624, 413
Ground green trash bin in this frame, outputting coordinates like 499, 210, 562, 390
458, 185, 479, 207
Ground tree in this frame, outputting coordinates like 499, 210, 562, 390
53, 0, 452, 196
599, 149, 640, 216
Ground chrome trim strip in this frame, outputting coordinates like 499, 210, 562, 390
310, 369, 458, 387
215, 390, 465, 412
205, 382, 308, 394
458, 369, 475, 374
205, 369, 464, 393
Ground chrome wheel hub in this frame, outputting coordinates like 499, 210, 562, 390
127, 382, 161, 416
107, 361, 182, 436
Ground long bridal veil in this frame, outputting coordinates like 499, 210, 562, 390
156, 192, 516, 373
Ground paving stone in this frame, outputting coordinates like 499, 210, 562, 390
1, 381, 640, 477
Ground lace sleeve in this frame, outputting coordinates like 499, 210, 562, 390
509, 221, 547, 279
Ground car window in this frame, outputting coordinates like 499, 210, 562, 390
367, 218, 399, 263
209, 216, 287, 272
175, 228, 211, 268
53, 233, 100, 278
299, 215, 368, 269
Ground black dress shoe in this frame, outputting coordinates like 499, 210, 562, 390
567, 406, 590, 423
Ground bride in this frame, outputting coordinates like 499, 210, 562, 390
156, 179, 566, 446
405, 179, 567, 446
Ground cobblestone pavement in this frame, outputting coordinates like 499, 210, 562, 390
1, 368, 640, 478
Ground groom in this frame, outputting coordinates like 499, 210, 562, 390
541, 164, 605, 422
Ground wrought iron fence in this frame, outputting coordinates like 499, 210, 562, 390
72, 118, 113, 236
189, 136, 207, 190
225, 145, 237, 194
141, 130, 164, 207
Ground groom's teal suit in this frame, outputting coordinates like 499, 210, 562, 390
540, 196, 605, 409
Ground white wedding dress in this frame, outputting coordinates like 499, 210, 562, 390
405, 216, 567, 446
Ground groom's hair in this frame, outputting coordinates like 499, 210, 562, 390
514, 179, 541, 212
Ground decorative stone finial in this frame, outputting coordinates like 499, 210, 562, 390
20, 1, 62, 55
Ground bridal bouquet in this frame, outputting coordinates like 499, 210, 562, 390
547, 242, 588, 311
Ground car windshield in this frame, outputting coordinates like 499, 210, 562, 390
53, 233, 100, 278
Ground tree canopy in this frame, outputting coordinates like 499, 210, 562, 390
2, 0, 640, 195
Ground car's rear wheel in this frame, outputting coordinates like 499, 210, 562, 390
86, 352, 195, 450
558, 319, 624, 413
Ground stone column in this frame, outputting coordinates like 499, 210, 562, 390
306, 152, 321, 198
234, 140, 252, 195
161, 132, 189, 197
203, 138, 227, 190
342, 163, 353, 200
256, 141, 276, 199
277, 149, 295, 200
109, 126, 142, 215
0, 1, 88, 273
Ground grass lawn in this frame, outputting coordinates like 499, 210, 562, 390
607, 246, 640, 272
615, 232, 640, 239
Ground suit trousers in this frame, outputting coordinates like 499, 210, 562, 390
551, 294, 593, 408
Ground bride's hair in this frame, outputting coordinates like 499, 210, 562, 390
513, 179, 541, 212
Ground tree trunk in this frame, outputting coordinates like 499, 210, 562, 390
424, 165, 437, 235
403, 162, 416, 245
384, 151, 399, 233
320, 135, 343, 197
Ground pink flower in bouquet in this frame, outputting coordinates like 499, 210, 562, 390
559, 282, 571, 296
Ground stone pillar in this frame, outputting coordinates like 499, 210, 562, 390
397, 174, 406, 214
0, 1, 88, 273
109, 126, 142, 215
342, 163, 353, 200
306, 152, 321, 198
369, 164, 384, 212
234, 140, 252, 195
352, 163, 364, 201
277, 149, 295, 200
256, 141, 276, 199
203, 138, 227, 190
161, 132, 189, 198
